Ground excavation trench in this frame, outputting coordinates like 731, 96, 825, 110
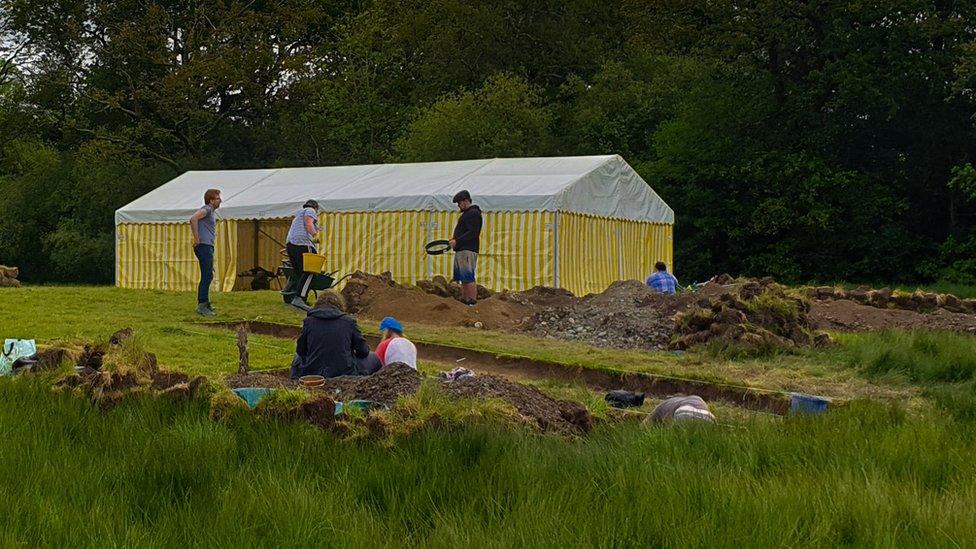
205, 321, 791, 415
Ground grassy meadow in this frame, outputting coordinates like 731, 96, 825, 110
1, 285, 976, 545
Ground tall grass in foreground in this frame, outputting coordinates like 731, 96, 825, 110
837, 330, 976, 420
839, 330, 976, 383
1, 377, 974, 547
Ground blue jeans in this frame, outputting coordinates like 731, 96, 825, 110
194, 244, 214, 304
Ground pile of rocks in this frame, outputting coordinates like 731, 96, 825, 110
807, 286, 976, 314
0, 265, 20, 287
528, 280, 688, 350
672, 280, 830, 350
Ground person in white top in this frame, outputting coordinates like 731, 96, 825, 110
384, 337, 417, 370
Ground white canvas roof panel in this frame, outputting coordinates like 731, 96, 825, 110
115, 155, 674, 224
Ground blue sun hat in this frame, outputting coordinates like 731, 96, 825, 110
379, 316, 404, 334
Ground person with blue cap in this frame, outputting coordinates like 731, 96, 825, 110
374, 316, 417, 370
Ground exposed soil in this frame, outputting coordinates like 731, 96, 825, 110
225, 371, 297, 389
341, 271, 533, 331
337, 272, 976, 350
150, 370, 190, 390
440, 375, 594, 435
312, 363, 424, 405
810, 299, 976, 333
210, 321, 791, 414
227, 363, 423, 407
527, 280, 694, 350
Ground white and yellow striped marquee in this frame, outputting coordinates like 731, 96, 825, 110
115, 156, 674, 296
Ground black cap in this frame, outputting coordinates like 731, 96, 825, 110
452, 190, 471, 203
303, 199, 320, 210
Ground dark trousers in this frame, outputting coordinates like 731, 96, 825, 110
285, 242, 316, 301
194, 244, 214, 304
291, 352, 380, 379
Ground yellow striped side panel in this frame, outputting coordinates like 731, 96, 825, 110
556, 212, 673, 296
319, 211, 552, 291
116, 221, 238, 292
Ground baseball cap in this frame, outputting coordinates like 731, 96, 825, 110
452, 190, 471, 203
379, 316, 404, 333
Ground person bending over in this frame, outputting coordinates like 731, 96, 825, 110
284, 199, 321, 311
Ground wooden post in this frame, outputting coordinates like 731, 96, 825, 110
237, 322, 249, 374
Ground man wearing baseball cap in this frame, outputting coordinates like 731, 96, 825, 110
449, 190, 483, 305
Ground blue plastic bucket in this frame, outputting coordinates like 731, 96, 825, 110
789, 393, 830, 415
233, 387, 273, 409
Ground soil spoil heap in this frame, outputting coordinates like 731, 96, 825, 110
440, 375, 593, 435
672, 279, 829, 350
526, 280, 692, 350
341, 271, 532, 330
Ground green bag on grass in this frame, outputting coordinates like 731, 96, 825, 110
1, 339, 36, 376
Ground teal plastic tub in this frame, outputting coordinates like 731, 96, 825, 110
233, 387, 273, 409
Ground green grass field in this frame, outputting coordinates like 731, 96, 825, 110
2, 286, 976, 545
0, 286, 923, 401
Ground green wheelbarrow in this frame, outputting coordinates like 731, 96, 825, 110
279, 265, 353, 305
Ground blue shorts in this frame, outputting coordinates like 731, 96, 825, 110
453, 250, 478, 283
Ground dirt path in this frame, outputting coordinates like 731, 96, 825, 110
206, 321, 792, 414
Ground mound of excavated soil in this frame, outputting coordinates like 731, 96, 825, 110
226, 370, 297, 389
313, 363, 423, 405
810, 299, 976, 333
223, 365, 591, 434
341, 271, 533, 330
528, 280, 693, 350
671, 280, 829, 350
441, 375, 593, 435
227, 363, 423, 407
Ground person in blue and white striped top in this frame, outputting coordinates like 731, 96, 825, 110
283, 200, 320, 311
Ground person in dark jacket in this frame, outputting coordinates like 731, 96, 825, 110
290, 291, 371, 379
448, 190, 483, 305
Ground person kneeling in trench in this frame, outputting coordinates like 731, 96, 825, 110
290, 291, 373, 379
645, 395, 715, 424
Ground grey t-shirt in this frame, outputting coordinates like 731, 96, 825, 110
197, 205, 217, 246
287, 207, 318, 246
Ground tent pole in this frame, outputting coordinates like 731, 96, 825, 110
253, 220, 260, 268
553, 211, 560, 288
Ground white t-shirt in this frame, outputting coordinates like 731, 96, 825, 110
384, 338, 417, 369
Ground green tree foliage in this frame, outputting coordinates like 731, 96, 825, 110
0, 0, 975, 284
395, 74, 553, 161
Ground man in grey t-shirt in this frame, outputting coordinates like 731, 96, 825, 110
189, 188, 222, 316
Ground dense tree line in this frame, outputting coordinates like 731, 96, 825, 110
1, 0, 975, 285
